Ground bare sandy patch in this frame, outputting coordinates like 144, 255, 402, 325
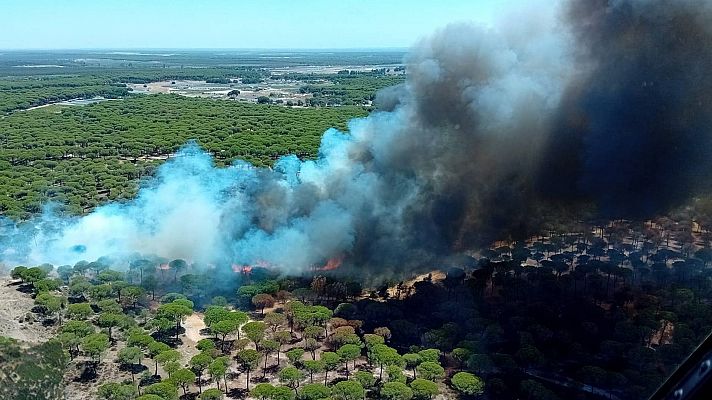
0, 278, 53, 343
184, 313, 207, 343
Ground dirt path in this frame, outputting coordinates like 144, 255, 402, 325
184, 313, 207, 343
176, 312, 207, 364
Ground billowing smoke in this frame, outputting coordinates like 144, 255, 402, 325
1, 0, 712, 276
540, 0, 712, 217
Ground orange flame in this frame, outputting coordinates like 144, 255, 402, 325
319, 256, 343, 271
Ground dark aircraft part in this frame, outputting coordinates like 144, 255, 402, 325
651, 333, 712, 400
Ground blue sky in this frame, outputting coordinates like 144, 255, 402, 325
1, 0, 527, 49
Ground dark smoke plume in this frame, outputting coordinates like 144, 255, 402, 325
541, 0, 712, 218
1, 0, 711, 278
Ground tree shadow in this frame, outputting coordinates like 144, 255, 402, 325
139, 374, 162, 387
330, 376, 348, 385
226, 388, 248, 399
119, 363, 148, 374
218, 339, 234, 354
67, 294, 87, 304
152, 330, 184, 348
73, 361, 99, 383
262, 364, 280, 376
195, 376, 211, 388
15, 283, 34, 294
31, 305, 47, 314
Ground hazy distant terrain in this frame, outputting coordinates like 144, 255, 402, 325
0, 49, 406, 70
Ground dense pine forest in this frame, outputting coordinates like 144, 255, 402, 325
0, 95, 368, 218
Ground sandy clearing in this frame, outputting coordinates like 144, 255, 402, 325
126, 79, 313, 106
175, 312, 207, 363
127, 81, 173, 93
0, 278, 53, 343
184, 313, 207, 343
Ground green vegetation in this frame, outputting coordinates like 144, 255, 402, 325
0, 337, 68, 400
0, 77, 129, 112
3, 255, 459, 400
0, 50, 403, 75
98, 382, 137, 400
0, 94, 367, 218
451, 372, 484, 397
295, 72, 405, 106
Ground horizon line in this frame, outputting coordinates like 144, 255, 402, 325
0, 47, 409, 52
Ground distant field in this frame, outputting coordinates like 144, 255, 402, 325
0, 69, 403, 113
0, 49, 406, 70
0, 50, 405, 113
